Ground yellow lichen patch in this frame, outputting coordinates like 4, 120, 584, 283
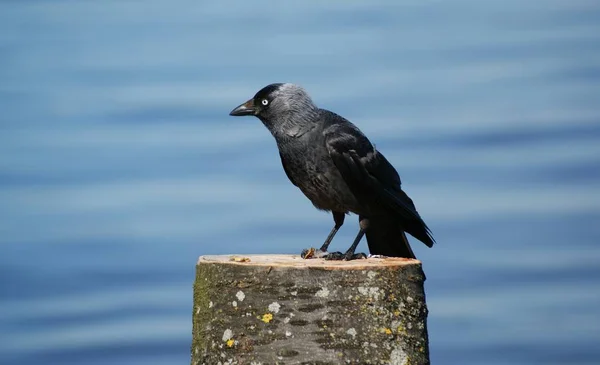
226, 339, 235, 347
383, 328, 392, 335
397, 325, 406, 333
229, 256, 251, 262
261, 313, 273, 323
393, 310, 401, 316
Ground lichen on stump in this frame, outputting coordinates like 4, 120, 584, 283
192, 255, 429, 365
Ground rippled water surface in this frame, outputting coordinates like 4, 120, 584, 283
1, 1, 599, 364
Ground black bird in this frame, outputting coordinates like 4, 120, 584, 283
230, 83, 434, 260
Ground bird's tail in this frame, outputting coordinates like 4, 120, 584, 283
365, 216, 416, 259
404, 216, 435, 248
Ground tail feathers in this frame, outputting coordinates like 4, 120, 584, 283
400, 232, 416, 258
393, 189, 435, 247
365, 216, 416, 259
406, 220, 435, 248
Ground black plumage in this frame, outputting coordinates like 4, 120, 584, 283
230, 83, 434, 260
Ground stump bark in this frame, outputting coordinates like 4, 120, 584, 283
192, 255, 429, 365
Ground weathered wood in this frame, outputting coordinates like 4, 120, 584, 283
192, 254, 429, 365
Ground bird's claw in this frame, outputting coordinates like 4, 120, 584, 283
367, 254, 388, 259
323, 251, 345, 260
324, 251, 367, 261
351, 252, 368, 260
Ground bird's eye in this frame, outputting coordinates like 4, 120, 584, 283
261, 99, 269, 106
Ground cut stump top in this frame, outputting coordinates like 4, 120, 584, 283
197, 254, 421, 269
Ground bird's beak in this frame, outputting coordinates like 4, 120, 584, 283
229, 99, 256, 116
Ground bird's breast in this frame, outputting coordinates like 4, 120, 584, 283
278, 142, 360, 213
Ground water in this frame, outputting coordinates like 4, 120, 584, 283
1, 1, 599, 364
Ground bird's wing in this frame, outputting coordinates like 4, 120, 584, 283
323, 120, 425, 225
279, 152, 298, 187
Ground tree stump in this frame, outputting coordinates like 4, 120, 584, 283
192, 255, 429, 365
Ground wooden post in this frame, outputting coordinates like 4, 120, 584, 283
192, 255, 430, 365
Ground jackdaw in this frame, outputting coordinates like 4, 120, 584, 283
230, 83, 435, 260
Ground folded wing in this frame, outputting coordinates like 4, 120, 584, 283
324, 120, 434, 247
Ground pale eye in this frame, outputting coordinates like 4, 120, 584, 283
261, 99, 269, 106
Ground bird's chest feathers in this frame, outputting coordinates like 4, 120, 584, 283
278, 139, 343, 210
279, 139, 324, 179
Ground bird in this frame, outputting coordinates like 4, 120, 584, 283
229, 83, 435, 260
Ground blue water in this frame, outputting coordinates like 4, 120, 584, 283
1, 1, 599, 364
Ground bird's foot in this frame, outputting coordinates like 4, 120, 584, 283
348, 252, 368, 260
323, 251, 344, 260
324, 251, 367, 261
368, 254, 389, 259
301, 247, 330, 259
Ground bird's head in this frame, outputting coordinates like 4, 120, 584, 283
229, 83, 318, 128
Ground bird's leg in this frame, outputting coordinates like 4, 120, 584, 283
325, 216, 369, 261
319, 211, 345, 252
301, 211, 345, 259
